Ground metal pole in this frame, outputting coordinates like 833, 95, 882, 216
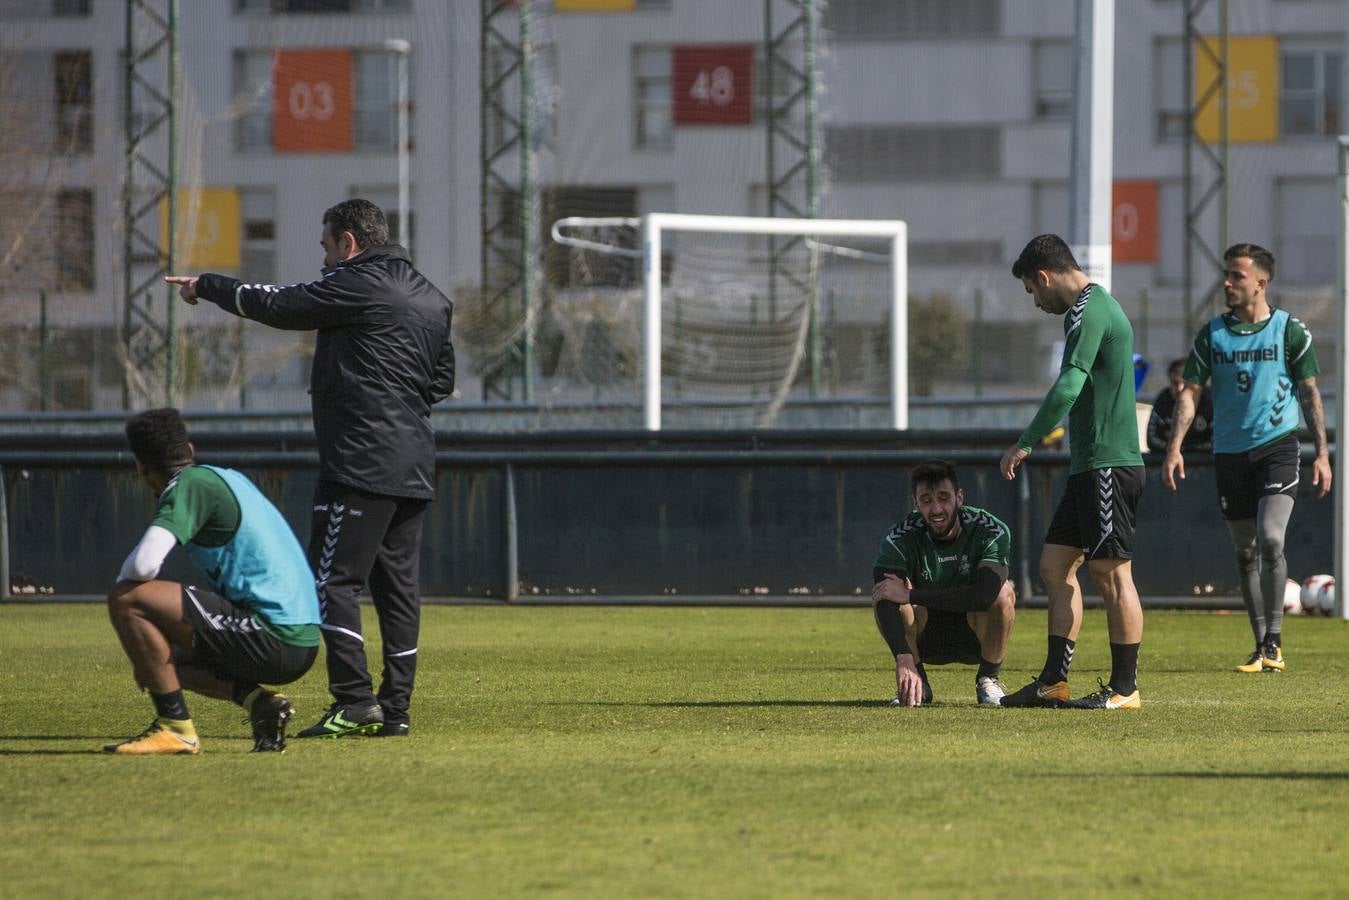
973, 288, 983, 398
505, 462, 519, 602
38, 290, 49, 412
643, 215, 663, 430
164, 0, 178, 406
385, 39, 412, 258
1335, 135, 1349, 619
0, 465, 9, 601
890, 230, 908, 430
1182, 0, 1194, 341
519, 0, 535, 404
1217, 1, 1229, 267
1068, 0, 1114, 291
804, 0, 820, 396
1017, 468, 1033, 602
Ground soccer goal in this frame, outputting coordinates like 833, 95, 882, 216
550, 212, 908, 430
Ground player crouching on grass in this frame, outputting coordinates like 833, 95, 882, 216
103, 408, 321, 755
871, 460, 1016, 707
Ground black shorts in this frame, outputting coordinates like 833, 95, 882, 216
916, 609, 983, 666
1045, 466, 1145, 561
1214, 434, 1299, 521
181, 586, 317, 686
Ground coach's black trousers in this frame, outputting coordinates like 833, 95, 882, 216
309, 479, 427, 723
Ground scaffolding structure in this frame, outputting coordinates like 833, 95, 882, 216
1182, 0, 1230, 342
121, 0, 178, 409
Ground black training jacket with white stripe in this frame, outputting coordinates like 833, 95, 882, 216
196, 244, 455, 501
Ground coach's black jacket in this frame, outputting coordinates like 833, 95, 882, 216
196, 244, 454, 500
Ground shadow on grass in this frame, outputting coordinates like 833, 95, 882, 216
0, 748, 109, 756
0, 735, 123, 741
1143, 771, 1349, 781
560, 699, 900, 708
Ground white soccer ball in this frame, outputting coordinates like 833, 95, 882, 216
1318, 578, 1337, 616
1282, 578, 1302, 615
1302, 574, 1333, 616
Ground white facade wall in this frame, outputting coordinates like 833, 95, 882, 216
2, 0, 1346, 408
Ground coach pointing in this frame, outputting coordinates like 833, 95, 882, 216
166, 198, 455, 738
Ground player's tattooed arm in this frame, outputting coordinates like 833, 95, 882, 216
1299, 376, 1333, 498
1162, 383, 1200, 491
1298, 376, 1328, 456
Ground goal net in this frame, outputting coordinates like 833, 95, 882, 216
548, 213, 907, 430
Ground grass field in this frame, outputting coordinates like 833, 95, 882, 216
2, 603, 1348, 898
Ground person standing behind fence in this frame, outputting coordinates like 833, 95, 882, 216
998, 234, 1146, 711
1146, 358, 1213, 454
166, 198, 455, 738
1162, 243, 1330, 675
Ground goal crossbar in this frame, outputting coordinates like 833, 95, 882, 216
641, 212, 908, 431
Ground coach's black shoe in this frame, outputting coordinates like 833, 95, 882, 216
999, 679, 1069, 708
247, 691, 294, 752
295, 701, 384, 738
372, 721, 410, 737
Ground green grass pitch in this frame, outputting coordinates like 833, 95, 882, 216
2, 604, 1347, 898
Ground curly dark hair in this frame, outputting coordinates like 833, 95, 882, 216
910, 459, 959, 497
322, 198, 390, 250
1011, 234, 1082, 279
125, 408, 194, 475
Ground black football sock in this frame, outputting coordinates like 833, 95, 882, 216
1264, 631, 1281, 650
232, 681, 262, 708
1038, 635, 1075, 684
151, 689, 191, 722
977, 657, 1001, 681
1109, 642, 1140, 695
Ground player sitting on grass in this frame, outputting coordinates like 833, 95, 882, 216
872, 459, 1016, 707
104, 408, 321, 755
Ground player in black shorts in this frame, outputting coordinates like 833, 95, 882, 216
104, 409, 321, 754
1163, 243, 1331, 672
999, 236, 1146, 710
872, 460, 1017, 707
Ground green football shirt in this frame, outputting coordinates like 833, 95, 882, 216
153, 467, 320, 648
873, 505, 1011, 589
1059, 284, 1144, 474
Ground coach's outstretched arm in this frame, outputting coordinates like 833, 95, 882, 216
167, 272, 368, 331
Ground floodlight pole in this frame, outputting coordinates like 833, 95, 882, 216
1068, 0, 1113, 291
384, 39, 411, 259
1335, 135, 1349, 619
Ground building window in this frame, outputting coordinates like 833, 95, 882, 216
233, 50, 274, 152
826, 126, 1000, 181
823, 0, 1000, 39
354, 50, 410, 151
52, 0, 92, 15
1154, 38, 1187, 142
1034, 40, 1072, 120
634, 46, 672, 150
1277, 178, 1337, 286
237, 0, 410, 12
57, 188, 94, 290
55, 51, 92, 153
1280, 45, 1342, 136
239, 189, 276, 283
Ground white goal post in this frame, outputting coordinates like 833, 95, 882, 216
639, 213, 909, 431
